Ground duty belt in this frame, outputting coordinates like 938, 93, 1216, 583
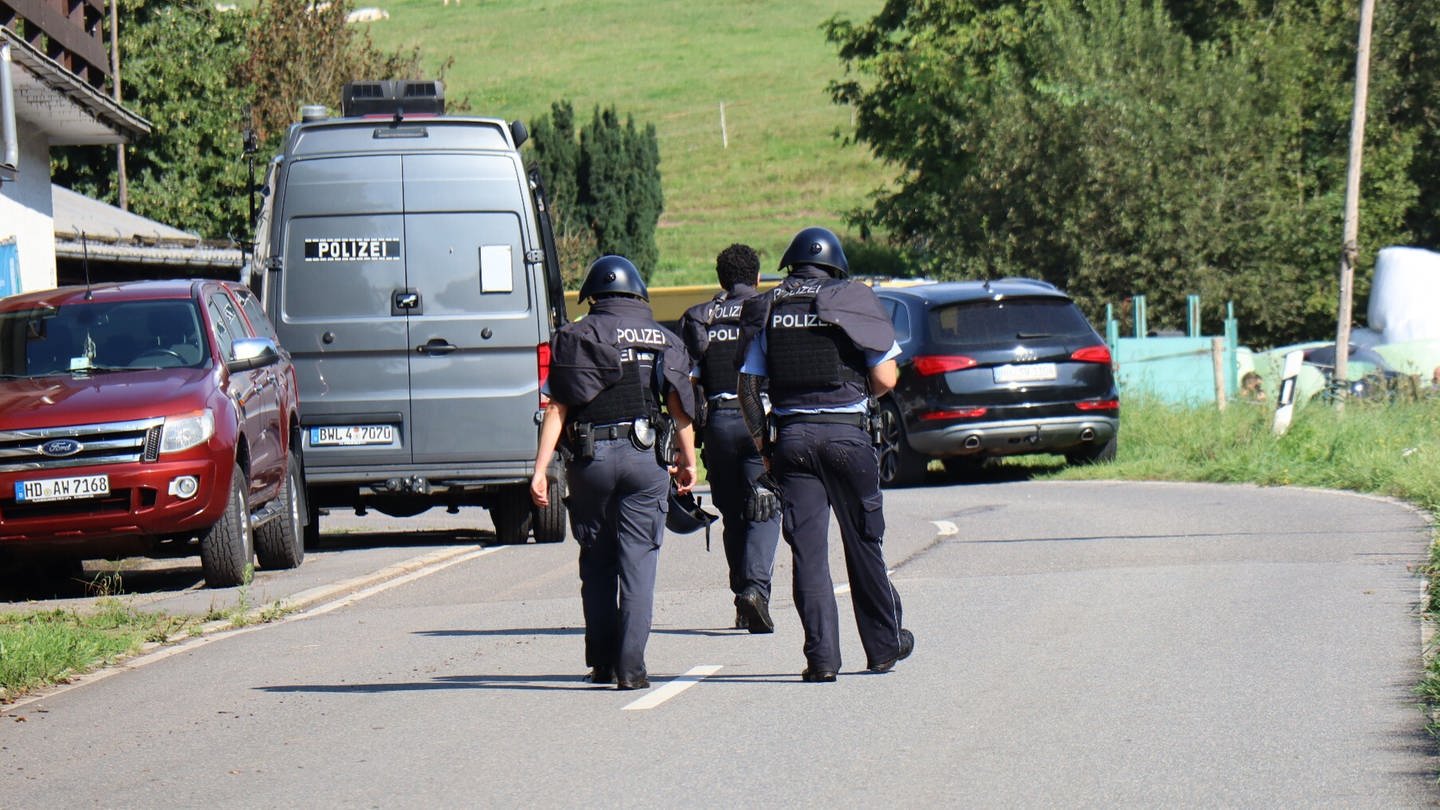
775, 412, 866, 429
586, 421, 634, 440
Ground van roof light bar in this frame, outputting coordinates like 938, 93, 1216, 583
341, 80, 445, 118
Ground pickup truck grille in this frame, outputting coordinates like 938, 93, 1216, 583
0, 418, 165, 473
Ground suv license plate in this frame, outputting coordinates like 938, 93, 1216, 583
310, 425, 396, 447
994, 363, 1057, 383
15, 474, 110, 503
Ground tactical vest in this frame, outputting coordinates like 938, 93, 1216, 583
764, 280, 868, 409
569, 321, 668, 426
699, 298, 746, 395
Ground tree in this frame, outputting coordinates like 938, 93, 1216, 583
52, 0, 435, 243
52, 0, 251, 241
531, 103, 663, 285
826, 0, 1430, 346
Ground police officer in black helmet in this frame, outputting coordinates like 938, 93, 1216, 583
531, 255, 698, 691
678, 244, 782, 633
735, 227, 914, 683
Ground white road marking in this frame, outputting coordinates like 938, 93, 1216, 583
622, 665, 723, 711
932, 520, 958, 536
299, 546, 502, 618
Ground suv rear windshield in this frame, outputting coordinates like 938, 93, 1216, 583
928, 298, 1095, 347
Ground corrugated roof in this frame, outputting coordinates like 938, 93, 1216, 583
51, 185, 242, 269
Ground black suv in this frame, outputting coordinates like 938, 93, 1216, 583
873, 279, 1119, 485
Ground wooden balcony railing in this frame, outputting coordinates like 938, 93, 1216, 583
0, 0, 111, 91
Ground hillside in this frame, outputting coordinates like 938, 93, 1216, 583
361, 0, 894, 285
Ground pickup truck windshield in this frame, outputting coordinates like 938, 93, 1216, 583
0, 300, 207, 377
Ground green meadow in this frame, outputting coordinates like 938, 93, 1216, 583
361, 0, 894, 284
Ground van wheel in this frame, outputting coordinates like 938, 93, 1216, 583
303, 494, 323, 550
877, 401, 928, 487
533, 474, 567, 543
201, 464, 254, 588
256, 454, 305, 570
492, 485, 533, 545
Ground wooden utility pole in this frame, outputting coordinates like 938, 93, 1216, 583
110, 0, 127, 210
1334, 0, 1376, 408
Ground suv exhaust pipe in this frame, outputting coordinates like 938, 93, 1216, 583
963, 435, 981, 450
1079, 427, 1096, 442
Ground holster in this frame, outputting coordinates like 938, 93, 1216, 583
566, 422, 596, 461
867, 398, 884, 447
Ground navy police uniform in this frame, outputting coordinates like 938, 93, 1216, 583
679, 282, 781, 631
532, 256, 696, 691
736, 229, 912, 681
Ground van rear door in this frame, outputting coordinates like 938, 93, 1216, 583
280, 155, 413, 469
401, 153, 541, 466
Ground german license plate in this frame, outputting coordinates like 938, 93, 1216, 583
994, 363, 1057, 383
310, 425, 396, 447
15, 474, 110, 503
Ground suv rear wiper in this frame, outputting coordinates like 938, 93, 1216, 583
1015, 331, 1053, 339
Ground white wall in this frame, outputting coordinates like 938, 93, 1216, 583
0, 125, 58, 293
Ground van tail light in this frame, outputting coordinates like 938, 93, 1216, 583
1071, 345, 1112, 364
1076, 399, 1119, 411
537, 342, 552, 408
913, 355, 978, 376
918, 407, 988, 421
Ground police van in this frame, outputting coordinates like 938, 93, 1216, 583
248, 80, 569, 545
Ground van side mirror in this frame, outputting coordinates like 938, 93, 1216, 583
510, 120, 528, 148
228, 336, 281, 372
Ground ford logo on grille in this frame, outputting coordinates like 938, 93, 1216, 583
40, 439, 82, 457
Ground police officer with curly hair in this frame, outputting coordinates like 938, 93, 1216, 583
678, 243, 782, 633
531, 255, 698, 691
735, 227, 913, 683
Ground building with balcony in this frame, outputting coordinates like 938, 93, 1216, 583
1, 0, 151, 294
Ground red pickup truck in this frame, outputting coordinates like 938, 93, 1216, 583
0, 280, 306, 587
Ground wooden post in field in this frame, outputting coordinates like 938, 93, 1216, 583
1333, 0, 1376, 409
719, 102, 728, 149
1212, 337, 1227, 410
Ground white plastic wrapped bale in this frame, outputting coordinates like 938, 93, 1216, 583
1368, 246, 1440, 342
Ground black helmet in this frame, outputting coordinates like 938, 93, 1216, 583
579, 255, 648, 302
666, 484, 718, 535
778, 226, 849, 277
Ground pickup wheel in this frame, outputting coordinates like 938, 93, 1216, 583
877, 401, 929, 487
532, 472, 567, 543
255, 454, 305, 570
200, 463, 254, 588
492, 485, 533, 545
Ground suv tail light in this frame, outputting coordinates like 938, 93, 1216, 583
1076, 399, 1119, 411
537, 343, 552, 408
1071, 345, 1112, 364
919, 407, 988, 421
913, 355, 978, 376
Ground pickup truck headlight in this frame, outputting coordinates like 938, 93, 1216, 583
160, 410, 215, 454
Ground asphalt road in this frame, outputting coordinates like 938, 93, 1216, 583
1, 480, 1436, 807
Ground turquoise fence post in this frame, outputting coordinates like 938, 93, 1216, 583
1187, 295, 1201, 337
1224, 301, 1239, 397
1134, 295, 1147, 338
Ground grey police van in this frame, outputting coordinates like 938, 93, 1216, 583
248, 80, 568, 545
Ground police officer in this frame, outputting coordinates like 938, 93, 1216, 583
531, 255, 698, 691
735, 227, 914, 683
678, 244, 782, 633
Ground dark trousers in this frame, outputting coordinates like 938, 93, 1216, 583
564, 436, 669, 683
702, 406, 780, 599
772, 421, 904, 672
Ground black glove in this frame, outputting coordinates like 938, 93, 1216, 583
743, 471, 782, 523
